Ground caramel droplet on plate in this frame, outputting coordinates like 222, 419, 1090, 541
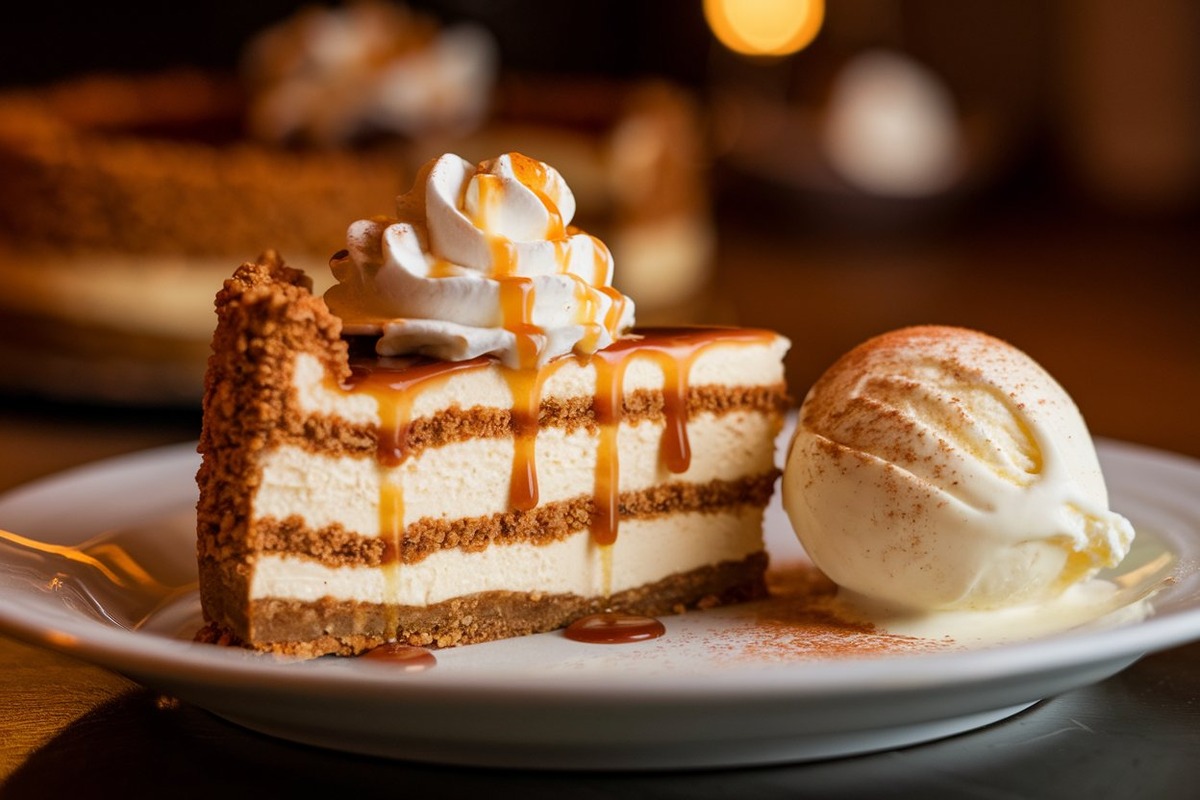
564, 612, 667, 644
360, 642, 437, 671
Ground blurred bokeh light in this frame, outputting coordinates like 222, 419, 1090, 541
704, 0, 825, 58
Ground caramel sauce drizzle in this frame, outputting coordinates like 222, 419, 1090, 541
429, 258, 457, 279
348, 357, 492, 573
507, 153, 566, 240
583, 329, 743, 547
501, 357, 549, 513
590, 350, 624, 549
498, 275, 549, 509
343, 328, 777, 559
474, 169, 551, 512
568, 273, 603, 354
472, 156, 568, 280
336, 158, 778, 618
598, 285, 626, 336
589, 234, 612, 287
498, 276, 545, 369
488, 235, 518, 278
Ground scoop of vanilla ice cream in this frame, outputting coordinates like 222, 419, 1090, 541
324, 152, 636, 369
782, 325, 1134, 611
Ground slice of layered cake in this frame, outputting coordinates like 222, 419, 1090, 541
196, 152, 790, 658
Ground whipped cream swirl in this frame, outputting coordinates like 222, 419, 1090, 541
325, 152, 636, 368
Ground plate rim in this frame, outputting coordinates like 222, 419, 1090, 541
4, 434, 1200, 767
1, 435, 1199, 702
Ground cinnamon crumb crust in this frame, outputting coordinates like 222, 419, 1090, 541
196, 252, 350, 575
195, 551, 769, 658
216, 472, 780, 568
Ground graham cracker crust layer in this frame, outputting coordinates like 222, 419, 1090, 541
196, 551, 769, 658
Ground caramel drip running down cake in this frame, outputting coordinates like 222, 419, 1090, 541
196, 152, 790, 658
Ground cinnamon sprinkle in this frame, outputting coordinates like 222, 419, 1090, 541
734, 562, 956, 661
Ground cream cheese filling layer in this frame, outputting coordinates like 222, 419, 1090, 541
290, 336, 789, 425
253, 411, 781, 534
249, 507, 765, 605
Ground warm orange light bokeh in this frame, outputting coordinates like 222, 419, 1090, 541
704, 0, 825, 57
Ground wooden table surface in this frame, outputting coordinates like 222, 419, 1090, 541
2, 211, 1198, 797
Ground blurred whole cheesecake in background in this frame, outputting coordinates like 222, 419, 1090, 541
0, 0, 714, 406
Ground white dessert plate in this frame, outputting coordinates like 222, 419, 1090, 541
2, 433, 1200, 771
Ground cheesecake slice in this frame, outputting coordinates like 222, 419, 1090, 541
196, 254, 789, 657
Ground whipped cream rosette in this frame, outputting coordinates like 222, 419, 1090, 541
325, 152, 636, 369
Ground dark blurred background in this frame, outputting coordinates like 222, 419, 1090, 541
4, 1, 1197, 213
5, 1, 1196, 221
1, 0, 1198, 459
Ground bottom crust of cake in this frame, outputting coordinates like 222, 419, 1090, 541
196, 552, 769, 658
